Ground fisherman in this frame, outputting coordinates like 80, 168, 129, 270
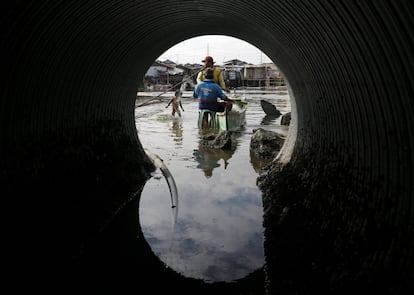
194, 68, 233, 113
197, 56, 230, 93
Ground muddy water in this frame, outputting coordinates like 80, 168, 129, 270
135, 89, 290, 283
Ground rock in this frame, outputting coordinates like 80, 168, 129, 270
200, 131, 233, 149
260, 100, 282, 117
280, 112, 291, 126
250, 128, 285, 159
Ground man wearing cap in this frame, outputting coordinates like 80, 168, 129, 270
197, 56, 230, 93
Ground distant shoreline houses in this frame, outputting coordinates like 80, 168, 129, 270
140, 59, 285, 91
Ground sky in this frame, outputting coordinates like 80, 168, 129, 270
157, 35, 273, 65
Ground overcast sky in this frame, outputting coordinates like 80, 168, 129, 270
157, 35, 272, 65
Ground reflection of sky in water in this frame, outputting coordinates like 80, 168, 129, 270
139, 171, 264, 282
137, 90, 290, 282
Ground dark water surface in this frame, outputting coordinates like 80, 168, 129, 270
135, 89, 290, 283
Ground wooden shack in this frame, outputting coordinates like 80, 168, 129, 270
243, 63, 285, 88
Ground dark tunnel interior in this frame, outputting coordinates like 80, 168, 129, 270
2, 1, 413, 294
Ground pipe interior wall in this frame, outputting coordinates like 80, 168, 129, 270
2, 0, 413, 293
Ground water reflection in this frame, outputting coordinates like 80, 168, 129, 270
169, 118, 183, 145
193, 134, 237, 178
193, 147, 223, 178
261, 114, 279, 125
140, 169, 265, 283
